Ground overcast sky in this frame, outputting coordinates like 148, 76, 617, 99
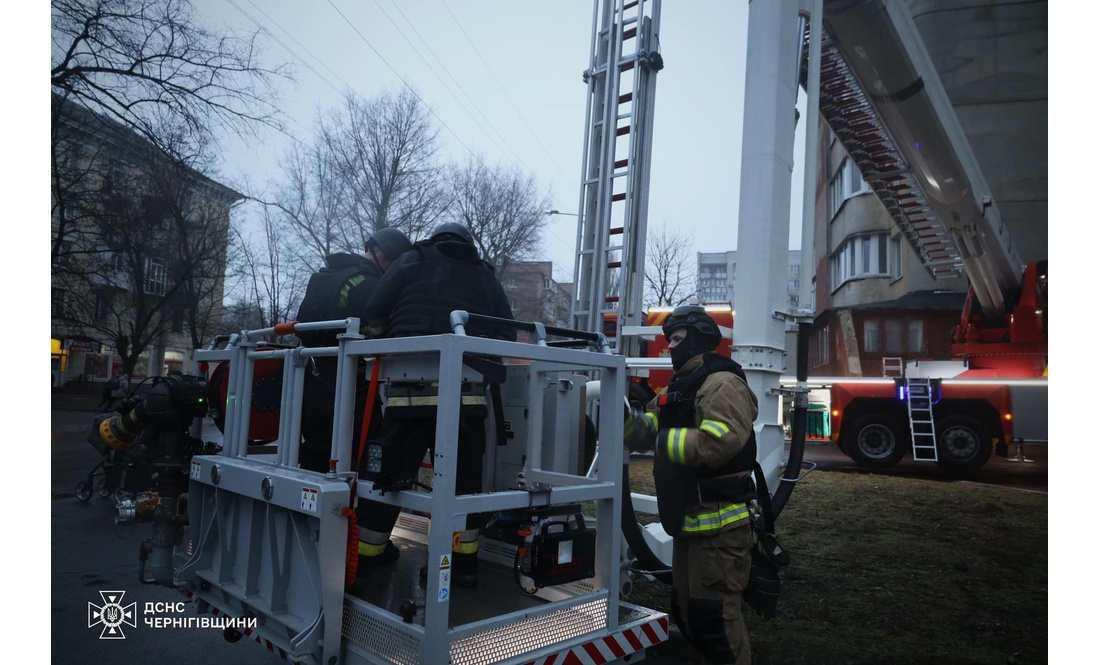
193, 0, 807, 283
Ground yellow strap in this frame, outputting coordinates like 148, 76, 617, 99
359, 540, 388, 557
453, 540, 479, 555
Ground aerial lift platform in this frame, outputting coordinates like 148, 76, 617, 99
182, 315, 667, 665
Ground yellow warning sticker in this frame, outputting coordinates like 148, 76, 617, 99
438, 554, 451, 602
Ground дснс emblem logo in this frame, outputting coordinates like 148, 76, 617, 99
88, 591, 137, 639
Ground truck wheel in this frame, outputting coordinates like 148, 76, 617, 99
844, 415, 907, 470
935, 416, 992, 473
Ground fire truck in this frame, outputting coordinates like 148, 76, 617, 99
824, 261, 1047, 473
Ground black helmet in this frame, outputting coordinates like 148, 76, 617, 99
430, 222, 474, 245
366, 227, 412, 260
662, 305, 721, 345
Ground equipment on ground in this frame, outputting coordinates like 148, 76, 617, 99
86, 374, 221, 585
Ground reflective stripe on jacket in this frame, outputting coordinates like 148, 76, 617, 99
646, 354, 759, 536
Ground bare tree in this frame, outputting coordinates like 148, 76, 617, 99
268, 138, 353, 274
446, 155, 551, 273
52, 95, 113, 282
52, 136, 239, 376
319, 88, 449, 245
51, 0, 289, 159
644, 223, 697, 308
228, 207, 307, 332
51, 0, 293, 374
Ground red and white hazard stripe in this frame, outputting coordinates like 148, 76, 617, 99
185, 591, 303, 665
521, 617, 669, 665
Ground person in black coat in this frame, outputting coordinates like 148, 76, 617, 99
356, 223, 515, 589
295, 227, 413, 473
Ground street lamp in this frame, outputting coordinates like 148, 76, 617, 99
545, 209, 580, 217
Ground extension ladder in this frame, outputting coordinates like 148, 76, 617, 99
906, 377, 938, 461
571, 0, 663, 356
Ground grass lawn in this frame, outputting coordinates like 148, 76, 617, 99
624, 461, 1048, 665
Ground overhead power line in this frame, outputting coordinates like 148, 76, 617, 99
244, 0, 354, 93
326, 0, 576, 281
439, 0, 580, 198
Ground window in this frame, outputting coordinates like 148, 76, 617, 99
810, 278, 816, 313
790, 264, 799, 274
788, 280, 799, 291
908, 321, 925, 354
66, 146, 84, 170
54, 236, 75, 268
144, 258, 167, 296
810, 325, 831, 368
846, 159, 865, 196
863, 320, 880, 353
884, 319, 904, 354
830, 232, 902, 291
171, 308, 184, 334
891, 236, 903, 280
94, 293, 111, 322
828, 156, 870, 220
544, 278, 553, 290
828, 168, 845, 219
52, 288, 72, 319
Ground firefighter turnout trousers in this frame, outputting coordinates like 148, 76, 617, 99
358, 416, 488, 580
671, 523, 753, 665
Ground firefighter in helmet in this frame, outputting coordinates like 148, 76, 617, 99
624, 304, 759, 664
356, 222, 516, 588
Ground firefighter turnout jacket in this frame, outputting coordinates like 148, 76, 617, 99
629, 353, 760, 537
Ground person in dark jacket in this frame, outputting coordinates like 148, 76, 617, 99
355, 222, 516, 588
361, 222, 517, 341
296, 227, 413, 473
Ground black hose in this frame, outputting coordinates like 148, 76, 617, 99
771, 321, 811, 518
619, 462, 673, 585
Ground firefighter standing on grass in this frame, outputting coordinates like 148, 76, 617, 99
624, 304, 759, 665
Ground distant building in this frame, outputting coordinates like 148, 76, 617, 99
693, 249, 802, 374
697, 250, 803, 310
499, 261, 573, 339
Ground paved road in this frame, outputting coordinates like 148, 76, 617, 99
51, 409, 266, 665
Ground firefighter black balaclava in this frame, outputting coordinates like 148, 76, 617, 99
664, 305, 722, 372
